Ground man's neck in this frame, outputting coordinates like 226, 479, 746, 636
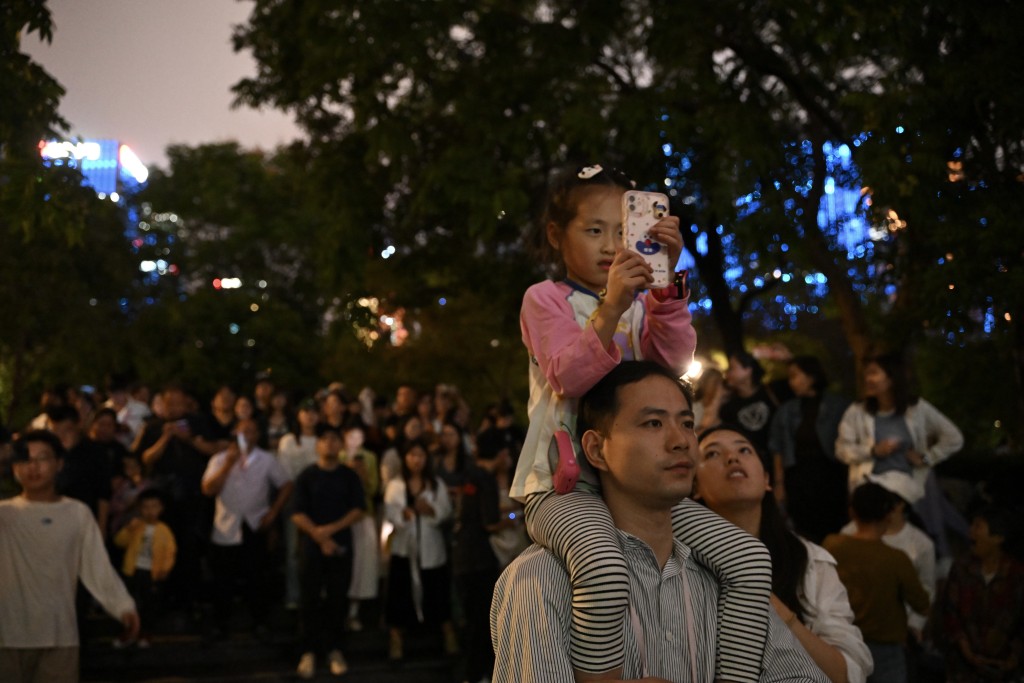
980, 550, 1004, 575
21, 489, 60, 503
851, 520, 887, 541
886, 515, 907, 535
735, 381, 757, 399
603, 489, 675, 568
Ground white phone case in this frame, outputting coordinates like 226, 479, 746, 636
622, 190, 672, 288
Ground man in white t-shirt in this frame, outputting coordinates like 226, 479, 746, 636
202, 418, 292, 638
1, 430, 138, 683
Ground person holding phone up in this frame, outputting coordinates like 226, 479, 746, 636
511, 165, 771, 682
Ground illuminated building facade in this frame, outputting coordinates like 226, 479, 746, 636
39, 139, 149, 200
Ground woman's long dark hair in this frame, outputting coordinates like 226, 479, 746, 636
400, 438, 436, 493
863, 352, 919, 416
759, 490, 809, 622
435, 421, 469, 474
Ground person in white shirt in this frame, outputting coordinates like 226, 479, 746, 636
1, 430, 138, 683
491, 361, 829, 683
201, 418, 292, 638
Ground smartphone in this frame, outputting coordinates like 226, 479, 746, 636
622, 190, 673, 288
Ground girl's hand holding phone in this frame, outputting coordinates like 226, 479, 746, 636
604, 250, 654, 314
647, 215, 682, 267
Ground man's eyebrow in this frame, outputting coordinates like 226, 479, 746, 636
637, 407, 695, 418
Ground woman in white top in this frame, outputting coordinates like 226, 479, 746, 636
383, 439, 456, 659
835, 352, 965, 564
695, 424, 873, 683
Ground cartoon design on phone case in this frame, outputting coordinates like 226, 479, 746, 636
622, 191, 672, 288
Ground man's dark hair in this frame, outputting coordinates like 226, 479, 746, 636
850, 482, 897, 523
46, 404, 80, 425
106, 372, 133, 394
789, 355, 829, 396
731, 351, 766, 385
577, 361, 693, 437
137, 488, 165, 506
93, 407, 119, 423
316, 423, 342, 439
12, 430, 66, 461
973, 505, 1014, 539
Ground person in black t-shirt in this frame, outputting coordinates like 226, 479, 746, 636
50, 405, 113, 536
719, 351, 781, 471
290, 425, 365, 679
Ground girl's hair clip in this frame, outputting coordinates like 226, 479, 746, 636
577, 165, 603, 179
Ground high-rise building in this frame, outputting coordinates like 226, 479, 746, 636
39, 138, 148, 199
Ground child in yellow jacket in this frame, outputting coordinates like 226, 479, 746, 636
114, 489, 176, 646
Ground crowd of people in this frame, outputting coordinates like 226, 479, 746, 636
0, 375, 529, 682
2, 162, 1023, 683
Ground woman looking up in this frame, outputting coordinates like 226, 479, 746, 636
696, 425, 873, 683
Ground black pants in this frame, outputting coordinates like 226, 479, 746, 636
209, 525, 272, 629
128, 570, 163, 635
299, 549, 352, 654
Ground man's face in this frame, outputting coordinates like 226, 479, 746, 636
254, 380, 274, 404
13, 441, 62, 495
969, 516, 1004, 559
163, 390, 188, 420
725, 357, 751, 389
50, 418, 81, 450
236, 419, 261, 451
316, 432, 341, 463
395, 386, 417, 413
583, 375, 698, 508
89, 413, 118, 443
212, 387, 236, 413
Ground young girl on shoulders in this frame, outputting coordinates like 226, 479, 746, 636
511, 164, 771, 683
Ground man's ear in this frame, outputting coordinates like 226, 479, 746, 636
580, 430, 608, 473
545, 221, 562, 251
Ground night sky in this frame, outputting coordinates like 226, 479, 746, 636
23, 0, 304, 169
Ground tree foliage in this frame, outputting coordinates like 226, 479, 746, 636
1, 1, 141, 425
227, 0, 1024, 447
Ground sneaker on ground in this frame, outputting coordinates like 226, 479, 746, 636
328, 649, 349, 676
297, 652, 316, 680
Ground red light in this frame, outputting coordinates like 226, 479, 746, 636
213, 279, 222, 289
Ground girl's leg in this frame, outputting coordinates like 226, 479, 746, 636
671, 497, 772, 683
526, 491, 629, 677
